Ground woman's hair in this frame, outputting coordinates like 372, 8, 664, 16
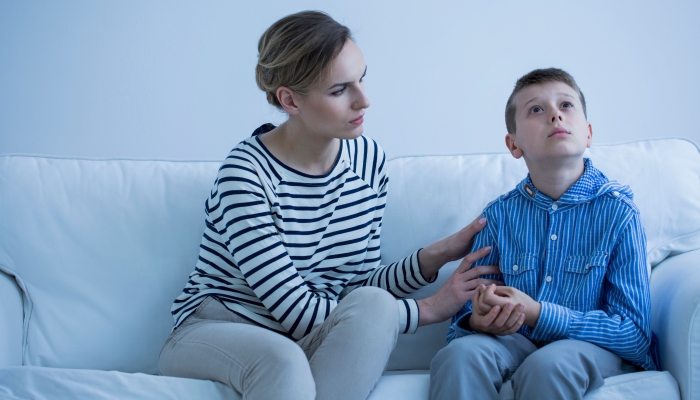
255, 11, 352, 109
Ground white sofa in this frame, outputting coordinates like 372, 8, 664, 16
1, 138, 698, 400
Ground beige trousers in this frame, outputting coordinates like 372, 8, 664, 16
158, 287, 400, 400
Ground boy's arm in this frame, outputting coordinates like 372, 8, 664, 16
447, 214, 503, 340
531, 214, 654, 368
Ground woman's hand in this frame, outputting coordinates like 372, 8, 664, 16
417, 216, 488, 280
469, 284, 525, 335
417, 246, 501, 326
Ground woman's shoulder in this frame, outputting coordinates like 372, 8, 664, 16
343, 135, 387, 175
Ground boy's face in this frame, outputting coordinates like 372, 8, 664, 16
506, 81, 592, 164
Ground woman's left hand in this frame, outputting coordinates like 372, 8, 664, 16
418, 215, 487, 279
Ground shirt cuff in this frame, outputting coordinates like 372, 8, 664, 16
531, 301, 571, 341
398, 298, 420, 334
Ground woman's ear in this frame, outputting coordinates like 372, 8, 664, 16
505, 133, 523, 159
276, 87, 302, 115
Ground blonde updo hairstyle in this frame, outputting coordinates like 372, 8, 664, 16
256, 11, 352, 110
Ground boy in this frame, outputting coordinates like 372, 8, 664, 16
429, 68, 659, 400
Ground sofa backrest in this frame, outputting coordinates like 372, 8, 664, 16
0, 156, 220, 373
1, 138, 699, 374
383, 138, 700, 370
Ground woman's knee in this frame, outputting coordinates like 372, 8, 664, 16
343, 286, 398, 322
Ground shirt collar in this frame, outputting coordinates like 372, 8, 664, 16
516, 158, 615, 209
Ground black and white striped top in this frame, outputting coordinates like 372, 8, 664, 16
172, 124, 432, 340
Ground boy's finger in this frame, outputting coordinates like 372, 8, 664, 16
479, 305, 501, 327
491, 303, 514, 328
502, 313, 525, 335
503, 304, 524, 329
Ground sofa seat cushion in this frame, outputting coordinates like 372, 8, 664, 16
0, 366, 240, 400
368, 370, 678, 400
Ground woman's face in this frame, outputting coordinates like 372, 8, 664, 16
295, 39, 370, 140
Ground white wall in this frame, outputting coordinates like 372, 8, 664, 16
1, 1, 699, 161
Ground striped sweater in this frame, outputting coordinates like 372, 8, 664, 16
172, 124, 432, 340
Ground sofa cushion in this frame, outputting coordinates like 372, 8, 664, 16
367, 370, 679, 400
0, 366, 239, 400
0, 156, 220, 373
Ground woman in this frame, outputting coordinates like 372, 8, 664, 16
159, 10, 522, 400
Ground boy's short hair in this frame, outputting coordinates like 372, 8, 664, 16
505, 68, 587, 134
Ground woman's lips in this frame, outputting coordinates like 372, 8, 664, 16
350, 115, 364, 125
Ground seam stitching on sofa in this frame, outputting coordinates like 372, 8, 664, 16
0, 263, 32, 367
689, 295, 700, 398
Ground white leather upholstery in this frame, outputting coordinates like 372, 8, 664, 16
0, 271, 22, 368
650, 249, 700, 400
0, 138, 697, 399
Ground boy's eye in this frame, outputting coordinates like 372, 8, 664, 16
530, 106, 543, 113
561, 102, 573, 108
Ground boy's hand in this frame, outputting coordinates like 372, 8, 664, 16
469, 284, 525, 335
482, 285, 541, 328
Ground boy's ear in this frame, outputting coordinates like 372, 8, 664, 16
586, 122, 593, 148
276, 86, 302, 115
505, 133, 523, 159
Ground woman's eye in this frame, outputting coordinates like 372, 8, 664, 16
332, 87, 346, 95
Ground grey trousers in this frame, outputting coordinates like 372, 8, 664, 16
429, 333, 636, 400
158, 287, 399, 400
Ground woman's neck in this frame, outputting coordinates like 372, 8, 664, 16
259, 120, 340, 176
525, 157, 585, 201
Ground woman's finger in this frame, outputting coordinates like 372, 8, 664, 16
454, 246, 492, 274
457, 215, 488, 245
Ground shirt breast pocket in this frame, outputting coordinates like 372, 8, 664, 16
499, 254, 538, 295
561, 252, 608, 310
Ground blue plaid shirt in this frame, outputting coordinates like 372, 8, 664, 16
448, 159, 658, 371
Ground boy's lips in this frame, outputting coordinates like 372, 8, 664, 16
548, 128, 569, 137
350, 114, 364, 125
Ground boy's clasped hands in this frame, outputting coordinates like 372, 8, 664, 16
468, 283, 542, 334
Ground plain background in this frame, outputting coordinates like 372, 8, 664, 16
1, 1, 699, 161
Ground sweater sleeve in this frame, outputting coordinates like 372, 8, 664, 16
209, 159, 336, 340
341, 140, 434, 334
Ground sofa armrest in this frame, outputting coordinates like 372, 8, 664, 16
0, 268, 23, 367
650, 249, 700, 400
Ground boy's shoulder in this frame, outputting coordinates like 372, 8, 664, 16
481, 187, 521, 215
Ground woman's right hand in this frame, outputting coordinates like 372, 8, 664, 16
417, 246, 502, 326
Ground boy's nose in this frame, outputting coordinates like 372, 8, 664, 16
551, 114, 563, 123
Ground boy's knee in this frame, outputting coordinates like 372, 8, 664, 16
431, 337, 488, 373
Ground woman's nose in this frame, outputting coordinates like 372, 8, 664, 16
354, 86, 370, 109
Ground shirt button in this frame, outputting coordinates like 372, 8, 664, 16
613, 191, 620, 196
550, 234, 558, 241
551, 204, 558, 210
545, 276, 553, 282
512, 264, 519, 271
